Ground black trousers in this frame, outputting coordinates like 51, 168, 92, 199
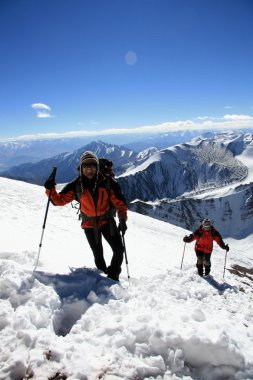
196, 251, 212, 266
84, 219, 124, 276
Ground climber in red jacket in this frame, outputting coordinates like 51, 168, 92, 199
183, 218, 229, 276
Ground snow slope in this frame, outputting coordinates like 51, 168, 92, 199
0, 178, 253, 380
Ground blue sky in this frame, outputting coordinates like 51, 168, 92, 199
0, 0, 253, 140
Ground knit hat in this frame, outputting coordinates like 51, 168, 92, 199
202, 218, 213, 228
80, 151, 99, 167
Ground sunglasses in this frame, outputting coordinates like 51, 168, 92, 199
82, 163, 97, 169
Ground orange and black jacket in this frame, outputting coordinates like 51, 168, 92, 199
45, 172, 128, 229
186, 225, 226, 254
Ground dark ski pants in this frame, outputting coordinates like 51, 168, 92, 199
196, 250, 212, 276
84, 219, 124, 278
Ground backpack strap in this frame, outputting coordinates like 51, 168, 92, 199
103, 176, 116, 236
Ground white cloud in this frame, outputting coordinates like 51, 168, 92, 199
196, 116, 210, 120
37, 111, 52, 118
31, 103, 51, 111
223, 114, 253, 121
6, 114, 253, 141
31, 103, 53, 118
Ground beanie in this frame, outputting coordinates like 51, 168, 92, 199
80, 151, 99, 166
202, 218, 213, 228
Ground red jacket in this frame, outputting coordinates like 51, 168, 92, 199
46, 173, 127, 229
187, 225, 226, 254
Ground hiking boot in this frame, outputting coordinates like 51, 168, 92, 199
107, 265, 120, 282
107, 274, 119, 281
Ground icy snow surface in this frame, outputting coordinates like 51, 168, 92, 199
0, 177, 253, 380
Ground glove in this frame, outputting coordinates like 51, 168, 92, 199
44, 177, 56, 190
183, 236, 191, 243
118, 219, 127, 236
224, 244, 229, 252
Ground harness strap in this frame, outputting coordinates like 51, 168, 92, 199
80, 207, 115, 223
81, 208, 116, 243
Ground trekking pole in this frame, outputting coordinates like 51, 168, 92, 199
33, 167, 57, 273
223, 248, 228, 278
121, 232, 130, 284
180, 242, 186, 270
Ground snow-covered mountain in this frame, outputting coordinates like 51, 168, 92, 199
2, 129, 252, 172
0, 177, 253, 380
0, 137, 93, 171
118, 136, 248, 202
0, 130, 209, 172
0, 141, 138, 184
128, 133, 253, 239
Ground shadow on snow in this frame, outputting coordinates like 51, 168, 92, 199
34, 267, 120, 336
203, 275, 238, 294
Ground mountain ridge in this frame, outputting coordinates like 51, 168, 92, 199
0, 140, 138, 184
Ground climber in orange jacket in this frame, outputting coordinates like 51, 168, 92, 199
44, 151, 128, 281
183, 218, 229, 276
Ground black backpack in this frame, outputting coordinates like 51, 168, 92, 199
98, 158, 115, 178
98, 158, 116, 217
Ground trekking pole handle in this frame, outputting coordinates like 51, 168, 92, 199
47, 166, 57, 199
49, 166, 57, 182
43, 166, 57, 228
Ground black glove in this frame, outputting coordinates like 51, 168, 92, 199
44, 167, 57, 190
118, 219, 127, 236
44, 177, 56, 190
183, 235, 191, 243
224, 244, 229, 252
